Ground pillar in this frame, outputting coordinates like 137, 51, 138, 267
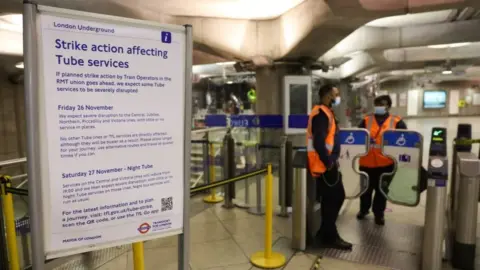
255, 66, 287, 165
255, 65, 310, 161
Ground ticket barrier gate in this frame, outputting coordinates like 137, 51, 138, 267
292, 128, 370, 250
291, 148, 317, 250
451, 152, 480, 270
292, 125, 480, 270
447, 123, 480, 270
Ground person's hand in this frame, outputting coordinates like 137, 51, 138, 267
327, 160, 335, 170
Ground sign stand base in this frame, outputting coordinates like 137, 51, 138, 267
203, 195, 224, 203
250, 252, 286, 269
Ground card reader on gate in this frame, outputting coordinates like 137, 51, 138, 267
423, 127, 449, 270
427, 127, 448, 184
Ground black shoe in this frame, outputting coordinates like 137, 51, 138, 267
375, 216, 385, 226
322, 237, 353, 250
357, 211, 368, 220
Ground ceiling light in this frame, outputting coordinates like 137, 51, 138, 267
0, 14, 23, 32
226, 81, 233, 84
442, 70, 452, 75
346, 51, 362, 57
428, 42, 471, 49
216, 61, 236, 66
15, 62, 24, 69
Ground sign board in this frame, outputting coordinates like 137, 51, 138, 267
29, 5, 190, 259
338, 128, 370, 198
381, 130, 423, 206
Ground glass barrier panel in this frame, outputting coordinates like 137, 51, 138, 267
380, 130, 423, 206
338, 128, 370, 199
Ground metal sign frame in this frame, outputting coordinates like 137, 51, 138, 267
283, 76, 312, 135
23, 2, 191, 268
338, 128, 370, 199
380, 130, 423, 207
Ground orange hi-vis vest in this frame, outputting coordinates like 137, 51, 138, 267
359, 114, 401, 168
306, 105, 337, 177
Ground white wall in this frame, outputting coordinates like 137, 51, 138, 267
380, 80, 480, 118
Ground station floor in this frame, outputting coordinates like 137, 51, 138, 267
50, 117, 480, 270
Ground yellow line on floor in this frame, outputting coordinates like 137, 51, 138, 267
310, 256, 323, 270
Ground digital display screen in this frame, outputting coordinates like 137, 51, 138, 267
429, 128, 447, 156
423, 91, 447, 109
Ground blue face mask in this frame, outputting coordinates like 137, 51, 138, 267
332, 97, 341, 107
374, 106, 387, 115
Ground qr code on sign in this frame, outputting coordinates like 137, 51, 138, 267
161, 197, 173, 212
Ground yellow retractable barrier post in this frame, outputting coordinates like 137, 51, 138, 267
1, 176, 20, 270
132, 242, 145, 270
250, 164, 286, 269
203, 143, 224, 203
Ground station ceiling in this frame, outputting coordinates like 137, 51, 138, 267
2, 0, 480, 82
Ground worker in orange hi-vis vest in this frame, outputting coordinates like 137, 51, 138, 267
357, 95, 407, 226
307, 84, 352, 251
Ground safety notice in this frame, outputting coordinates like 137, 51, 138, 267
37, 12, 186, 257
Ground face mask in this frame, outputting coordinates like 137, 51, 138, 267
374, 106, 387, 115
331, 96, 341, 107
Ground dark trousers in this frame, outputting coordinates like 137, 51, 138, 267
316, 166, 345, 241
359, 164, 395, 218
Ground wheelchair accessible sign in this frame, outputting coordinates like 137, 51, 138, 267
338, 128, 370, 198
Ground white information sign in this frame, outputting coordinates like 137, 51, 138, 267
36, 10, 186, 258
389, 93, 397, 108
473, 93, 480, 105
399, 92, 407, 107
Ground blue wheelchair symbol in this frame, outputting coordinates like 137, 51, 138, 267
345, 133, 355, 144
396, 134, 406, 146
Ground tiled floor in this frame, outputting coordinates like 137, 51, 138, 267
80, 194, 404, 270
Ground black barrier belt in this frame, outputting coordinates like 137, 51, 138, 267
258, 144, 280, 149
454, 139, 480, 145
5, 187, 28, 197
258, 144, 305, 150
190, 168, 268, 194
191, 140, 209, 144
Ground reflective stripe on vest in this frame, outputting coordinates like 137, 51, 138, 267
306, 105, 336, 176
360, 114, 401, 168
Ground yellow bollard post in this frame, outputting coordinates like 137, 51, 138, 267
203, 143, 224, 203
132, 242, 145, 270
1, 176, 20, 270
250, 164, 286, 269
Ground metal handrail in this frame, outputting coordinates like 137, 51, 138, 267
0, 158, 27, 168
191, 127, 229, 134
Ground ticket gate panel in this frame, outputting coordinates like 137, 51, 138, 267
291, 149, 320, 250
338, 128, 370, 199
380, 130, 423, 206
292, 129, 370, 251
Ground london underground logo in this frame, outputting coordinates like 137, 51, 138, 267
138, 222, 151, 234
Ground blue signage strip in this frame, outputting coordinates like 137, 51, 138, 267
230, 115, 283, 128
205, 114, 283, 128
258, 115, 284, 128
339, 130, 368, 145
436, 179, 447, 187
205, 115, 227, 127
288, 115, 308, 129
382, 130, 421, 148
